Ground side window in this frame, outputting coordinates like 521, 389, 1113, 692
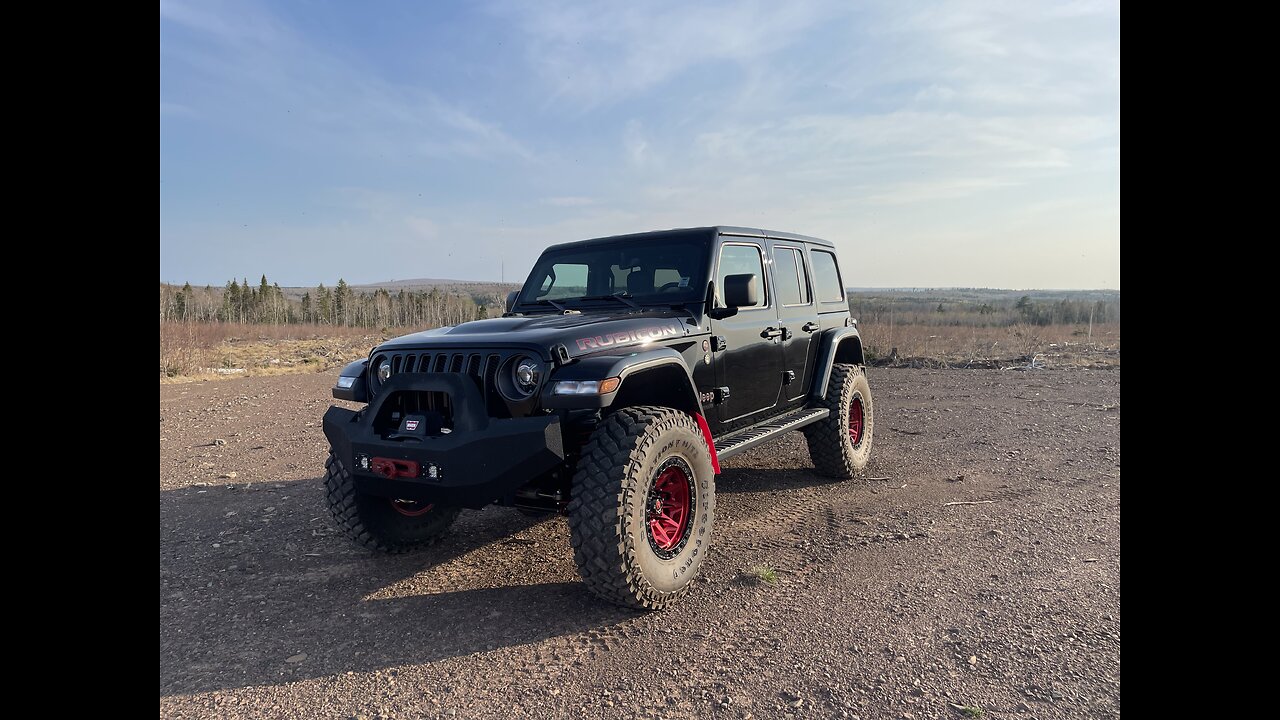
810, 250, 844, 303
538, 263, 589, 299
717, 244, 767, 307
774, 247, 808, 306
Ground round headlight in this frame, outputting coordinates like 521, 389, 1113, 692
515, 359, 540, 390
378, 362, 392, 383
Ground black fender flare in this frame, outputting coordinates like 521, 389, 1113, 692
332, 358, 370, 402
540, 346, 701, 415
810, 328, 865, 400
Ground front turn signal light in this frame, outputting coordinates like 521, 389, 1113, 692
552, 377, 621, 395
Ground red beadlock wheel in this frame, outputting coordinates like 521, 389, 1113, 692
646, 463, 693, 555
848, 397, 864, 446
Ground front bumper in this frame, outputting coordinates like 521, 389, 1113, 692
322, 373, 565, 509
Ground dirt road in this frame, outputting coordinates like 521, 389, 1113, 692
160, 368, 1120, 719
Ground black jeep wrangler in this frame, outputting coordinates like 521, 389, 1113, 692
323, 227, 873, 609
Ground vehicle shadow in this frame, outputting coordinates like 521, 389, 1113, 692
159, 478, 635, 697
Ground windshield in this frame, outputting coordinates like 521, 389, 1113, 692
518, 239, 710, 308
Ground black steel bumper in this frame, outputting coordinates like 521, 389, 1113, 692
322, 373, 565, 509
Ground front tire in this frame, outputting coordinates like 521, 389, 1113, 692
567, 406, 716, 610
804, 363, 874, 478
324, 451, 460, 553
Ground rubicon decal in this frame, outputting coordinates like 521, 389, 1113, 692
576, 322, 684, 351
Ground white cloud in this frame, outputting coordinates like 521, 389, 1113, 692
405, 216, 439, 239
162, 0, 1119, 289
623, 120, 654, 168
160, 0, 533, 163
494, 0, 833, 108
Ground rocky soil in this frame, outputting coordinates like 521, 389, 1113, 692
160, 368, 1120, 719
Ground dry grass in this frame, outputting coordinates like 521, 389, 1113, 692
160, 322, 388, 382
859, 322, 1120, 368
161, 319, 1121, 383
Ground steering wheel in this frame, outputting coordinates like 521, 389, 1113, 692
658, 281, 683, 292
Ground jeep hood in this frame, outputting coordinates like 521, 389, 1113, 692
376, 310, 702, 358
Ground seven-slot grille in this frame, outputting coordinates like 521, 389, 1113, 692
368, 349, 522, 416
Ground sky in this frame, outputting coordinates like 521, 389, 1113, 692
160, 0, 1120, 290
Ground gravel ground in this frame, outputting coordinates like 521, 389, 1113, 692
160, 368, 1120, 720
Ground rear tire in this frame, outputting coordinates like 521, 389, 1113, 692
567, 406, 716, 610
324, 451, 460, 553
804, 363, 874, 478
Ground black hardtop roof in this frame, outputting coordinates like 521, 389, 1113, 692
541, 226, 835, 253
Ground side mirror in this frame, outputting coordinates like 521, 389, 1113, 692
723, 273, 759, 308
505, 291, 519, 312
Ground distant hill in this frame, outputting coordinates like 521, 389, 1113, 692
353, 278, 511, 290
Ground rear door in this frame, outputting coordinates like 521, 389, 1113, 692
711, 238, 784, 426
771, 242, 820, 403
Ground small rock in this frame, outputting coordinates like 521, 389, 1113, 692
219, 472, 238, 479
968, 655, 978, 666
213, 438, 227, 446
987, 529, 1003, 536
1016, 701, 1032, 712
286, 653, 307, 663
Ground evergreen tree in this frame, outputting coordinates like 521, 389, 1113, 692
335, 279, 350, 326
224, 280, 241, 321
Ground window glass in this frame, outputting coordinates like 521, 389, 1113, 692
810, 250, 844, 302
774, 248, 806, 306
520, 239, 708, 305
717, 244, 766, 307
539, 263, 589, 299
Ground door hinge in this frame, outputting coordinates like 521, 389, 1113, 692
715, 386, 731, 403
782, 370, 796, 385
712, 335, 727, 352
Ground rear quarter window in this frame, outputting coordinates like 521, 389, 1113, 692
810, 249, 844, 303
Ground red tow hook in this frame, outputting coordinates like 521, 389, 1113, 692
370, 458, 420, 479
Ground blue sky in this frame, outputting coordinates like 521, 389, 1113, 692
160, 0, 1120, 289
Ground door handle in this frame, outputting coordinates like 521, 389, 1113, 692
802, 322, 820, 333
761, 327, 783, 339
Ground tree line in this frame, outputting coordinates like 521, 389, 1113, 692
159, 276, 493, 328
849, 293, 1120, 328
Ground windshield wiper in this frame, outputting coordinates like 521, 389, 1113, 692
579, 292, 643, 311
528, 298, 577, 314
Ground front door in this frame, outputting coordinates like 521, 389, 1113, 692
712, 240, 784, 427
771, 242, 821, 403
